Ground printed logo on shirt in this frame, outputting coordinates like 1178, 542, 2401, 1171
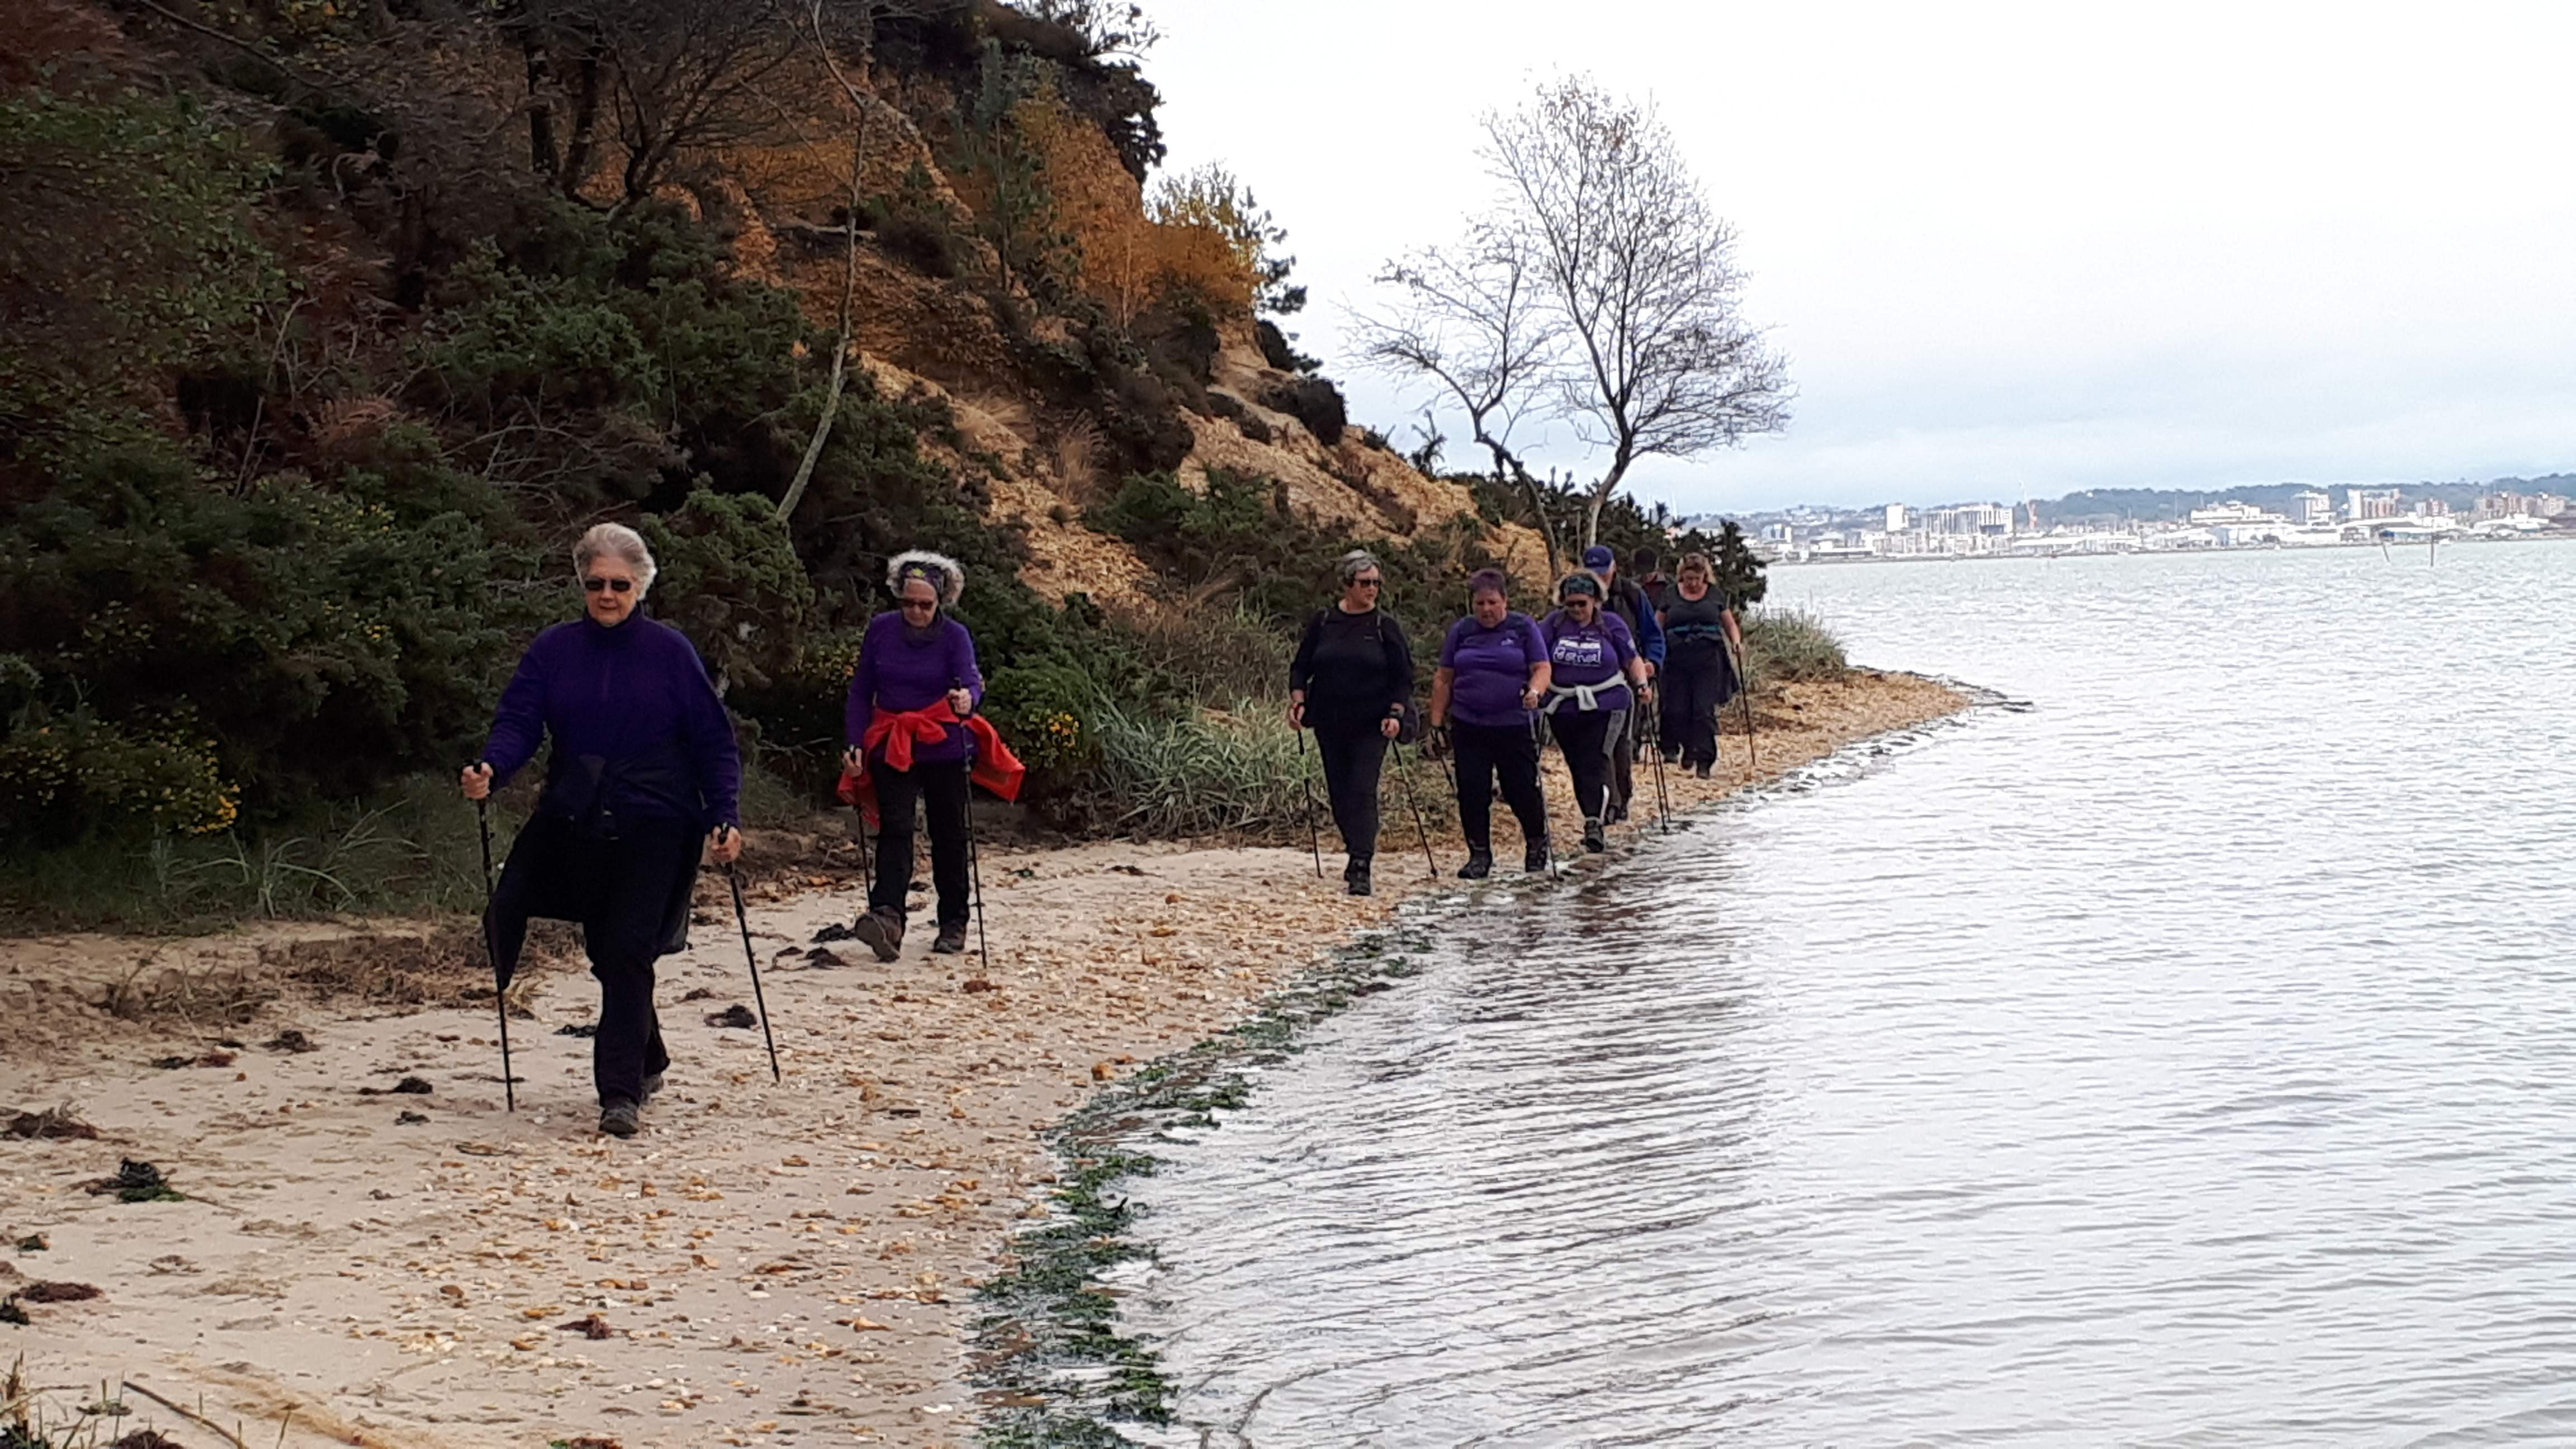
1552, 634, 1608, 670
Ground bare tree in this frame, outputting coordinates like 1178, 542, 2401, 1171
1349, 225, 1568, 574
508, 0, 816, 208
1485, 77, 1791, 547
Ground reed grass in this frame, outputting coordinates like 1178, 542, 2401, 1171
1742, 606, 1850, 683
1073, 697, 1311, 840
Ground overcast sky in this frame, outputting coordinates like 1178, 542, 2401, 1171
1137, 1, 2576, 513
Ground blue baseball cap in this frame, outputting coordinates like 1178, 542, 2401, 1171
1580, 545, 1616, 569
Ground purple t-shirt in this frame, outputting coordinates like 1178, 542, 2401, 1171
1538, 608, 1637, 713
1440, 612, 1548, 728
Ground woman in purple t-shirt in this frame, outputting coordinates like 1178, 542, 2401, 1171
1427, 569, 1554, 878
1539, 572, 1650, 853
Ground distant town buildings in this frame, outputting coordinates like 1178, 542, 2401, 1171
1686, 483, 2573, 562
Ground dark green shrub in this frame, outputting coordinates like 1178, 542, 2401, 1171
641, 487, 817, 694
0, 87, 280, 468
0, 447, 540, 823
1090, 467, 1500, 637
0, 711, 235, 844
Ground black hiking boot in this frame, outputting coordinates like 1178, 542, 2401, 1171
642, 1072, 664, 1102
930, 925, 968, 955
1524, 839, 1551, 873
1606, 800, 1628, 826
1457, 849, 1493, 880
850, 906, 905, 963
1346, 857, 1372, 896
1694, 761, 1713, 779
1582, 817, 1607, 853
599, 1100, 641, 1138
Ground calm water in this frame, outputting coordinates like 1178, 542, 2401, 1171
1112, 541, 2576, 1447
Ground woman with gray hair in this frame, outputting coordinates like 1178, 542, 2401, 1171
842, 550, 984, 960
1287, 549, 1415, 895
462, 522, 742, 1139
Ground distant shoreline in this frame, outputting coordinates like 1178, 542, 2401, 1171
1771, 532, 2576, 566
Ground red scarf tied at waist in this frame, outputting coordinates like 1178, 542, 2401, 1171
837, 700, 1026, 826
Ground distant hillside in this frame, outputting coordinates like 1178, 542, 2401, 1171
2038, 475, 2570, 527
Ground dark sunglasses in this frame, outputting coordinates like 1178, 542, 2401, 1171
898, 597, 939, 611
582, 576, 634, 594
1351, 577, 1384, 588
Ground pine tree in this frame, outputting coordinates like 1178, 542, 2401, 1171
1712, 520, 1768, 611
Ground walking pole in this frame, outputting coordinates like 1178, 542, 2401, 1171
1390, 738, 1441, 881
960, 737, 993, 977
1642, 693, 1674, 833
475, 795, 515, 1112
1728, 638, 1760, 776
1528, 714, 1563, 882
1294, 726, 1324, 879
721, 839, 782, 1085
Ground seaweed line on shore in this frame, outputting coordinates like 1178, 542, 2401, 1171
961, 678, 1997, 1447
965, 919, 1437, 1447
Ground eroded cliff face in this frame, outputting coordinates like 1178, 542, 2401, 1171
695, 39, 1547, 609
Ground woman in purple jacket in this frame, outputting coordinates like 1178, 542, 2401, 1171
462, 523, 742, 1139
1427, 569, 1553, 878
1539, 572, 1651, 853
842, 550, 983, 962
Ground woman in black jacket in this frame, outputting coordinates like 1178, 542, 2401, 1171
1288, 550, 1414, 896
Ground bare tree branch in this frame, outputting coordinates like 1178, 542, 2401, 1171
1481, 77, 1792, 546
1348, 225, 1569, 574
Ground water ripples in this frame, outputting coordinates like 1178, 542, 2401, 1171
1117, 544, 2576, 1447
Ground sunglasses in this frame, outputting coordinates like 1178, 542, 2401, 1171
899, 598, 939, 612
1352, 577, 1383, 588
582, 576, 634, 594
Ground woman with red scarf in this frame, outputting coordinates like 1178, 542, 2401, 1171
843, 550, 984, 961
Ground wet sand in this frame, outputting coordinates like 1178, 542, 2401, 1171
0, 670, 1966, 1449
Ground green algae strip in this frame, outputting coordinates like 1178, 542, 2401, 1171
969, 922, 1438, 1447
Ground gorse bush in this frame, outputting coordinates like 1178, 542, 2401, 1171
1088, 466, 1505, 635
0, 447, 542, 830
0, 86, 280, 467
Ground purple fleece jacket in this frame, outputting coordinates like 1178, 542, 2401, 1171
481, 613, 741, 827
845, 610, 986, 766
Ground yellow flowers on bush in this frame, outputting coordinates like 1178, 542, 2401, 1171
0, 714, 239, 840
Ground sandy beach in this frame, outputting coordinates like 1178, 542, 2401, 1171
1, 670, 1967, 1449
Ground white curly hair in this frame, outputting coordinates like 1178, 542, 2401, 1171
886, 549, 965, 608
574, 522, 657, 597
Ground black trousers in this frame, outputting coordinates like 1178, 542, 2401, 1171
1661, 645, 1737, 768
1313, 722, 1388, 863
581, 816, 697, 1110
1549, 709, 1625, 823
1452, 721, 1547, 853
869, 757, 972, 931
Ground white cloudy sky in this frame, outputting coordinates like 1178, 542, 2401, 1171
1136, 1, 2576, 512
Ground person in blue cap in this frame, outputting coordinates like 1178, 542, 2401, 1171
1581, 544, 1662, 822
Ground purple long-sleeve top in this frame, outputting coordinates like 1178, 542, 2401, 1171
845, 610, 984, 766
481, 614, 742, 827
